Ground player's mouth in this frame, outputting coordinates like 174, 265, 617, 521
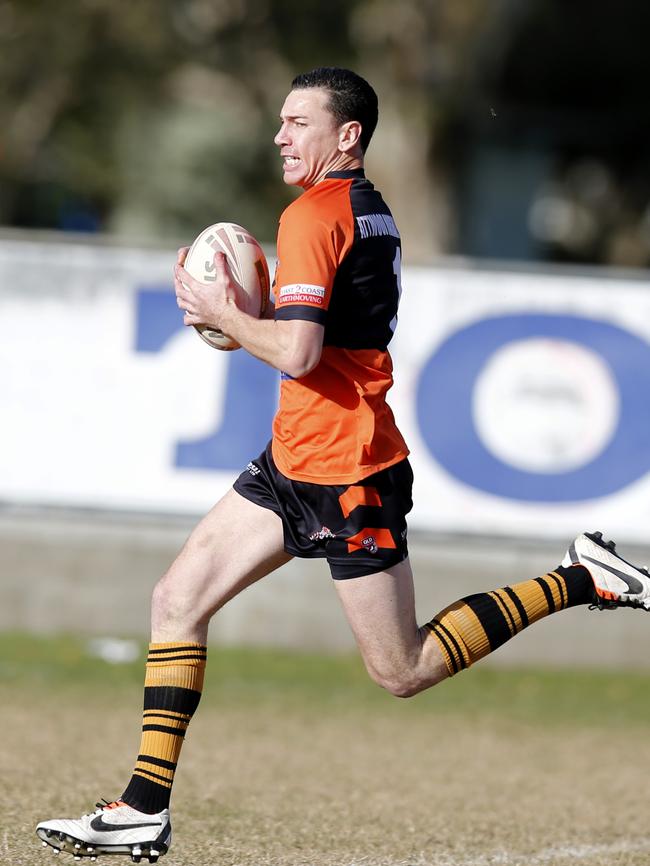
283, 156, 300, 167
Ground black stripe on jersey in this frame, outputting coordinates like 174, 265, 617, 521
275, 304, 327, 325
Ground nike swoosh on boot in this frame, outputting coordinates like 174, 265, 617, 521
89, 816, 161, 833
581, 554, 645, 595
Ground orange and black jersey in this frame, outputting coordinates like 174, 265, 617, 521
272, 168, 409, 485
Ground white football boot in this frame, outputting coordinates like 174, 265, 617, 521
36, 800, 171, 862
563, 531, 650, 610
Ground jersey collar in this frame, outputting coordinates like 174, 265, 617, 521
323, 168, 366, 180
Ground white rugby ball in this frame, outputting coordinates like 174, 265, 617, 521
183, 222, 270, 350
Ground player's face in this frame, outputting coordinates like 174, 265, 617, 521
274, 88, 348, 189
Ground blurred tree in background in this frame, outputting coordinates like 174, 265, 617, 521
1, 0, 649, 266
451, 0, 650, 267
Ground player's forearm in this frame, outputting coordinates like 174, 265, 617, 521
219, 301, 320, 378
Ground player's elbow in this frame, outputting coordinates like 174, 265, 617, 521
282, 350, 320, 379
277, 320, 323, 379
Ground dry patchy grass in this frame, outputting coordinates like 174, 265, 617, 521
3, 638, 650, 866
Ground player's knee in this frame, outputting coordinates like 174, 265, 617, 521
366, 657, 447, 698
367, 666, 423, 699
387, 678, 427, 699
151, 570, 206, 631
151, 576, 179, 627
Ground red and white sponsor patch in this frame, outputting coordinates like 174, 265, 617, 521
278, 283, 326, 305
345, 528, 396, 555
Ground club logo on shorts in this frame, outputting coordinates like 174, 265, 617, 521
309, 525, 335, 541
361, 535, 378, 554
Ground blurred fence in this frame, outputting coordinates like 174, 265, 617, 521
2, 233, 650, 541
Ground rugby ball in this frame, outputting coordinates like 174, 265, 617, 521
183, 222, 270, 350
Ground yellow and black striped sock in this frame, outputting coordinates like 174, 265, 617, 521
425, 564, 591, 677
121, 642, 207, 813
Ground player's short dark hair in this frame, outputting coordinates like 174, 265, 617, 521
291, 67, 378, 153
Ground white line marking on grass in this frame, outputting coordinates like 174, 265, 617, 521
346, 837, 650, 866
502, 838, 650, 865
465, 838, 650, 866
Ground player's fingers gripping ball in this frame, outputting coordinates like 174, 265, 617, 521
181, 222, 270, 351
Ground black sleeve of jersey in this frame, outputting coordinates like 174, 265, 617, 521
274, 305, 328, 326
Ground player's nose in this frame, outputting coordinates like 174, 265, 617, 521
274, 123, 290, 146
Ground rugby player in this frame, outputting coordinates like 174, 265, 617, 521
36, 67, 650, 862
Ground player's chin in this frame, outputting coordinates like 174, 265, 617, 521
281, 169, 306, 187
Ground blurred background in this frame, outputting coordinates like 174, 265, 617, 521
3, 0, 650, 266
2, 0, 650, 666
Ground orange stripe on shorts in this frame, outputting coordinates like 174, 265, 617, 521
338, 485, 382, 519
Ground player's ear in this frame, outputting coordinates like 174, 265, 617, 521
339, 120, 362, 153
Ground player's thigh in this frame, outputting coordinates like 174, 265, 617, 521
333, 558, 420, 674
155, 487, 290, 621
334, 558, 448, 694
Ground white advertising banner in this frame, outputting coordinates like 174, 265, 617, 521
2, 236, 650, 541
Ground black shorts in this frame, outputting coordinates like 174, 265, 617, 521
233, 441, 413, 580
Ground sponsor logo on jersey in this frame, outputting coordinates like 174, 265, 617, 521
246, 461, 261, 476
278, 283, 326, 305
356, 213, 400, 240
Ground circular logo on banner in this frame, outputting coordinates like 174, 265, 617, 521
416, 313, 650, 502
473, 338, 619, 473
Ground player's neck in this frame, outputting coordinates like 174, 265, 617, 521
308, 154, 364, 188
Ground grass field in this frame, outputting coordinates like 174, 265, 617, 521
3, 633, 650, 866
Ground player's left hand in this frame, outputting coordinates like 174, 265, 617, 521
174, 251, 239, 327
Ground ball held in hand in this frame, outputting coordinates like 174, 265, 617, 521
183, 222, 270, 350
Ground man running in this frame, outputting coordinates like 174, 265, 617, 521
36, 67, 650, 863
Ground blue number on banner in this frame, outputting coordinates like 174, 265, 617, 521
135, 287, 276, 470
416, 313, 650, 502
